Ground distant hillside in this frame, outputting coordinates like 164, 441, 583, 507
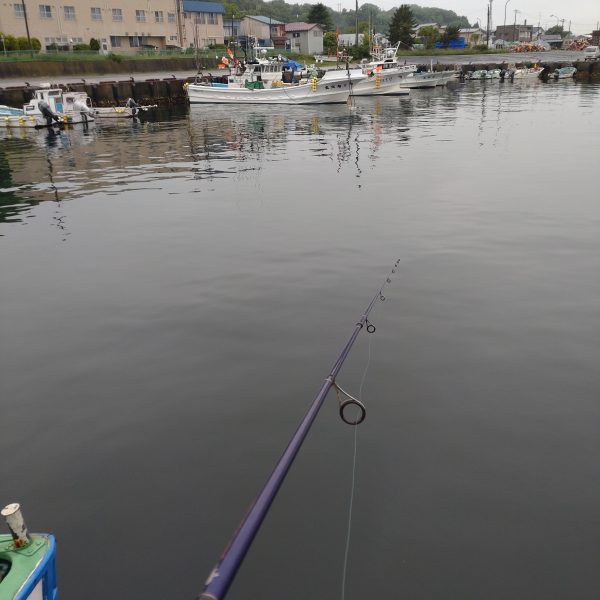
223, 1, 471, 33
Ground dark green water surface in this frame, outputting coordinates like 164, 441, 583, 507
1, 80, 599, 600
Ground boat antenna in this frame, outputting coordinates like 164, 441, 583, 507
198, 260, 400, 600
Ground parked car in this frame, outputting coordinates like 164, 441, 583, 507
583, 46, 600, 61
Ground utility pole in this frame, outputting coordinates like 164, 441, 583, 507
21, 1, 34, 57
513, 9, 519, 43
486, 3, 490, 47
355, 0, 359, 48
503, 0, 510, 31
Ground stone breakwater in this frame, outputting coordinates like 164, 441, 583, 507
0, 60, 598, 109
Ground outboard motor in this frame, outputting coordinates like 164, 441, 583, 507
38, 100, 60, 127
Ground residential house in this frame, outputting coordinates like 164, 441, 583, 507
458, 27, 486, 47
413, 22, 441, 36
0, 0, 183, 52
182, 1, 225, 49
539, 34, 563, 48
337, 33, 365, 47
591, 30, 600, 45
495, 23, 533, 43
239, 15, 285, 48
285, 22, 323, 54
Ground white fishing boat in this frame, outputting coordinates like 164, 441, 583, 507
186, 68, 365, 105
466, 69, 490, 80
0, 84, 94, 129
511, 66, 544, 79
0, 105, 23, 117
352, 44, 414, 96
553, 66, 577, 79
398, 71, 438, 88
94, 104, 157, 119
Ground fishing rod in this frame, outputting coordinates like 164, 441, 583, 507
198, 260, 400, 600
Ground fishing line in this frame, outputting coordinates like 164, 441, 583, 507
341, 333, 373, 600
199, 259, 400, 600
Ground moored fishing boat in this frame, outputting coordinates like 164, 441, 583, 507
553, 66, 576, 79
352, 44, 414, 96
0, 84, 94, 129
511, 65, 544, 78
0, 105, 24, 117
186, 68, 365, 104
94, 104, 158, 119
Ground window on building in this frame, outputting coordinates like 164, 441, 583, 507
14, 3, 25, 17
207, 37, 216, 45
169, 35, 178, 41
168, 12, 176, 23
39, 4, 52, 18
136, 10, 146, 22
129, 36, 142, 47
154, 11, 164, 22
112, 8, 122, 21
91, 7, 102, 20
195, 13, 205, 24
207, 12, 218, 24
293, 32, 300, 38
313, 30, 320, 37
63, 5, 75, 20
110, 36, 121, 47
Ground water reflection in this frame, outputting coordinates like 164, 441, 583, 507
1, 81, 599, 231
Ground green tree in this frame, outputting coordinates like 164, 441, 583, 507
2, 34, 18, 51
388, 4, 415, 48
89, 37, 100, 51
323, 31, 338, 54
417, 25, 439, 49
350, 31, 371, 60
306, 3, 333, 31
546, 25, 567, 38
439, 24, 460, 47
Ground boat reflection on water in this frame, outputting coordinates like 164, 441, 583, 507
0, 91, 460, 230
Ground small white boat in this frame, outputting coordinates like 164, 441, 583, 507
94, 104, 157, 119
466, 69, 490, 80
553, 66, 577, 79
511, 66, 544, 79
0, 105, 23, 117
186, 69, 365, 105
400, 72, 438, 88
0, 84, 94, 129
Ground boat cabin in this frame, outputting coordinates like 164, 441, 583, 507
23, 86, 92, 116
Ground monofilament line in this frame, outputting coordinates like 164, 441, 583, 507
341, 333, 373, 600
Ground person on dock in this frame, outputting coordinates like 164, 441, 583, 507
37, 100, 60, 127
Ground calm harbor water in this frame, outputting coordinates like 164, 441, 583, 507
1, 80, 600, 600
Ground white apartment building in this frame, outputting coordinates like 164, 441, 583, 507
0, 0, 224, 52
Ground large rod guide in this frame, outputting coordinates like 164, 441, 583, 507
199, 261, 399, 600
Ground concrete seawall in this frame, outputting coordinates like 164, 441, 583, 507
0, 76, 194, 107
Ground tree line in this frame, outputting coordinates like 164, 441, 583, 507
224, 0, 470, 34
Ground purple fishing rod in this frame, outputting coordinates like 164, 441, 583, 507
199, 261, 399, 600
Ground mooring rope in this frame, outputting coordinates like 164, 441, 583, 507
341, 333, 373, 600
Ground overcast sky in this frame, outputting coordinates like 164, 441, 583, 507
322, 0, 599, 34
